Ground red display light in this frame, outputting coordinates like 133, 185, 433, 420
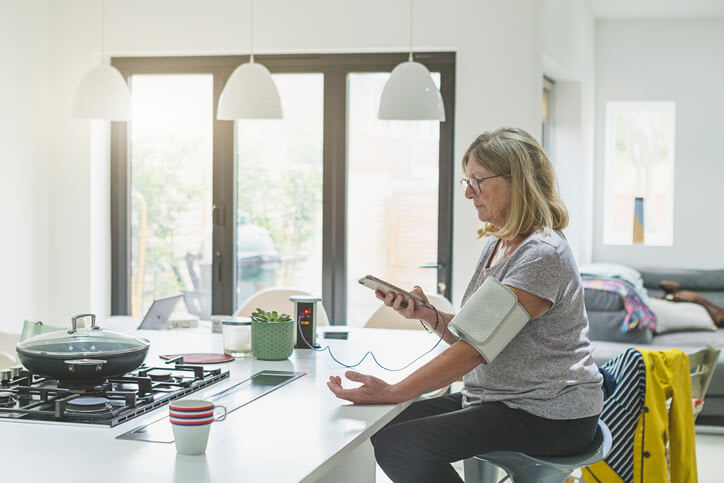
304, 309, 310, 314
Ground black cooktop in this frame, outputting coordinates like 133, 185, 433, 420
0, 361, 229, 426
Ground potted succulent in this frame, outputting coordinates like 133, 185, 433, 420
250, 308, 295, 360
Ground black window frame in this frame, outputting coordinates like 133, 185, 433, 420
111, 52, 455, 324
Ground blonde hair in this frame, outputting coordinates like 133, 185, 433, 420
462, 127, 568, 239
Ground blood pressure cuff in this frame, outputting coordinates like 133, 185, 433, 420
448, 277, 530, 364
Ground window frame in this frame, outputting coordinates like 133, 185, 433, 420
602, 100, 676, 246
111, 53, 456, 324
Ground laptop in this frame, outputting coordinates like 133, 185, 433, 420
137, 294, 184, 330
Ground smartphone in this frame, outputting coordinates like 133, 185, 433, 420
358, 275, 427, 306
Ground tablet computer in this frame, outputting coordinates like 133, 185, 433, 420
137, 294, 183, 330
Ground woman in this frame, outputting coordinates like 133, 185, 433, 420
327, 127, 603, 483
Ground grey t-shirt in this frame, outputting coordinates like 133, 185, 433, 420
460, 230, 603, 420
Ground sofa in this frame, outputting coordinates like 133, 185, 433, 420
585, 267, 724, 426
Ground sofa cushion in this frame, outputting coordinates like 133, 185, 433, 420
649, 299, 716, 334
652, 329, 724, 349
636, 267, 724, 291
636, 267, 724, 307
637, 267, 724, 307
584, 289, 624, 312
588, 310, 653, 344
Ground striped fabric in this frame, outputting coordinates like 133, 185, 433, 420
586, 348, 647, 482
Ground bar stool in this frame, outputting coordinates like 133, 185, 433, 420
463, 420, 612, 483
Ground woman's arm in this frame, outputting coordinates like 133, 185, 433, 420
395, 340, 484, 399
329, 285, 553, 404
378, 289, 459, 345
505, 285, 551, 319
379, 284, 551, 345
423, 310, 459, 345
327, 340, 483, 404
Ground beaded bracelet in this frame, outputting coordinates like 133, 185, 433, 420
419, 305, 439, 333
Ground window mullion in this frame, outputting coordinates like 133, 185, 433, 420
212, 64, 236, 315
322, 66, 348, 325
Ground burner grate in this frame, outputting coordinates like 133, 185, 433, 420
0, 364, 230, 426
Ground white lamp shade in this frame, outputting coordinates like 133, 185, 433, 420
72, 64, 131, 121
378, 61, 445, 121
217, 62, 282, 120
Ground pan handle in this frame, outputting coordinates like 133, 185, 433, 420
69, 314, 97, 334
65, 358, 107, 373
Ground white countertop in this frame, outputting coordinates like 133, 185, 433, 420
0, 327, 445, 483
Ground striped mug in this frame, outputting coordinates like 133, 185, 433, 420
169, 399, 227, 455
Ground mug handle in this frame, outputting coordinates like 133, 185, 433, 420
214, 404, 227, 422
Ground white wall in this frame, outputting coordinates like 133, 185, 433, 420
542, 0, 596, 265
6, 1, 721, 332
40, 0, 543, 316
46, 0, 100, 327
0, 1, 50, 333
594, 19, 724, 269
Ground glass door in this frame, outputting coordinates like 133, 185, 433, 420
128, 74, 213, 318
346, 72, 442, 326
234, 74, 325, 309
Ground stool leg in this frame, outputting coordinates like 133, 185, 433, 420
463, 458, 499, 483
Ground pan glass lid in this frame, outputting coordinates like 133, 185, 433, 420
17, 323, 149, 354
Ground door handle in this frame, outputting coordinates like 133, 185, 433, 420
419, 262, 445, 269
212, 204, 226, 227
215, 251, 222, 282
419, 262, 447, 270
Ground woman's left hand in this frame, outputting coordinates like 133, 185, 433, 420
327, 371, 404, 404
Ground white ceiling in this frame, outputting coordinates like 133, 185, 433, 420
591, 0, 724, 18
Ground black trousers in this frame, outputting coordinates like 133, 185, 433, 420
370, 393, 599, 483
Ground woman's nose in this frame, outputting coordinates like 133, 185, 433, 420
464, 182, 475, 199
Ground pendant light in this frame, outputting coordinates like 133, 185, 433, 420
378, 0, 445, 121
72, 0, 131, 121
217, 0, 282, 120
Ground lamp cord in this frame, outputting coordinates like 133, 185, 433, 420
101, 0, 105, 60
408, 0, 414, 62
295, 305, 447, 372
250, 0, 255, 63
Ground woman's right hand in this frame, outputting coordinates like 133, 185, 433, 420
376, 287, 458, 344
375, 286, 433, 323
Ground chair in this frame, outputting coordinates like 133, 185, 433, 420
0, 331, 19, 369
0, 331, 19, 354
0, 352, 14, 370
687, 344, 721, 419
363, 293, 455, 330
464, 345, 717, 483
464, 420, 612, 483
234, 287, 329, 327
172, 253, 212, 319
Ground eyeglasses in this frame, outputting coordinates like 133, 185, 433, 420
459, 174, 509, 195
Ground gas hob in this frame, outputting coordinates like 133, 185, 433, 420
0, 361, 229, 426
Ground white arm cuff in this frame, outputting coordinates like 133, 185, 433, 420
448, 277, 530, 364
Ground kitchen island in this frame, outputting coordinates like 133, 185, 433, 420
0, 327, 445, 483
